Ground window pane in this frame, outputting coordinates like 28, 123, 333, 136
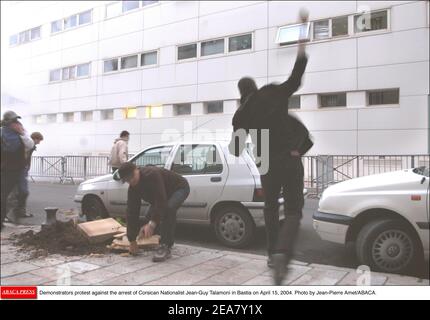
174, 104, 191, 116
201, 39, 224, 56
313, 20, 329, 40
121, 55, 138, 69
205, 101, 223, 114
30, 27, 41, 40
82, 111, 93, 121
79, 10, 92, 25
276, 23, 310, 44
106, 2, 122, 18
288, 96, 301, 109
64, 15, 77, 29
142, 0, 157, 6
172, 145, 223, 175
51, 20, 62, 33
229, 34, 252, 52
19, 30, 30, 43
368, 89, 399, 105
9, 34, 18, 46
145, 105, 162, 118
178, 44, 197, 60
77, 63, 90, 77
320, 93, 347, 107
47, 114, 57, 123
332, 16, 348, 37
141, 51, 157, 66
64, 112, 74, 122
122, 1, 139, 12
134, 146, 172, 168
49, 69, 61, 82
104, 59, 119, 72
355, 10, 387, 33
101, 109, 114, 120
124, 107, 137, 119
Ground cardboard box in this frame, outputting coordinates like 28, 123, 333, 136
77, 218, 124, 244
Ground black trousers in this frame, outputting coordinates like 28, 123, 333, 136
1, 170, 21, 227
260, 154, 304, 261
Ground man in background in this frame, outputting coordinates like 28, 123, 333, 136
1, 111, 28, 229
110, 130, 130, 173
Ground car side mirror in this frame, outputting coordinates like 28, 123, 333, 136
113, 170, 120, 181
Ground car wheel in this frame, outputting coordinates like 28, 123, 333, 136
82, 196, 108, 221
213, 206, 255, 248
356, 219, 420, 274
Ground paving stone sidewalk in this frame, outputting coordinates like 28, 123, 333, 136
1, 224, 428, 286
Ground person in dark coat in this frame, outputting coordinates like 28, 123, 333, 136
229, 10, 313, 285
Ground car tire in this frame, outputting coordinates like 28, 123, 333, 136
356, 219, 421, 274
213, 206, 255, 248
82, 196, 109, 221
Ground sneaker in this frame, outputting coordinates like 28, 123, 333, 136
272, 253, 287, 285
152, 244, 171, 262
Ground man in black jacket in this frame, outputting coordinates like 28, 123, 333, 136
229, 10, 312, 285
118, 162, 190, 262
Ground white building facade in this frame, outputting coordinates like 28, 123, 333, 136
1, 0, 429, 156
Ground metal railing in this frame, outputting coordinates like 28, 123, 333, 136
29, 155, 429, 196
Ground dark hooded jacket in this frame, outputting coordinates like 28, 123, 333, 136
230, 52, 313, 158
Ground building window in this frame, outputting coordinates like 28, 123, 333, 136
49, 69, 61, 82
205, 101, 224, 114
276, 23, 310, 45
121, 55, 138, 69
178, 43, 197, 60
332, 16, 349, 37
34, 115, 44, 124
354, 10, 388, 33
51, 20, 62, 33
141, 51, 157, 66
77, 63, 90, 77
228, 34, 252, 52
124, 107, 137, 119
145, 105, 163, 118
64, 14, 78, 30
174, 104, 192, 116
313, 20, 329, 40
122, 1, 139, 12
82, 111, 93, 121
19, 30, 30, 44
201, 39, 225, 56
104, 59, 119, 73
62, 66, 76, 80
367, 89, 399, 105
47, 114, 57, 123
63, 112, 74, 122
101, 109, 114, 120
9, 34, 18, 46
142, 0, 158, 6
288, 95, 301, 109
320, 93, 347, 108
106, 2, 122, 18
79, 10, 92, 25
30, 27, 41, 40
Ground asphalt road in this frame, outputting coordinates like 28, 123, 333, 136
11, 181, 355, 267
9, 181, 428, 277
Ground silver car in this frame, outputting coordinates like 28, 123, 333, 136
75, 141, 285, 248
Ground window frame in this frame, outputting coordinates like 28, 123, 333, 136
288, 95, 301, 110
81, 111, 93, 122
204, 101, 224, 114
319, 92, 347, 108
313, 19, 330, 41
353, 9, 390, 35
49, 69, 62, 83
103, 58, 120, 74
120, 54, 139, 70
140, 50, 159, 68
177, 42, 198, 62
101, 109, 114, 121
76, 62, 91, 78
366, 88, 400, 106
63, 112, 75, 123
227, 32, 254, 54
173, 103, 192, 116
171, 144, 224, 176
276, 22, 311, 45
132, 145, 174, 169
200, 37, 226, 57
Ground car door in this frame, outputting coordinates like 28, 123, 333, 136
169, 143, 228, 222
106, 145, 175, 216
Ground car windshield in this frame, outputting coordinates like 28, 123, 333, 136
413, 166, 429, 177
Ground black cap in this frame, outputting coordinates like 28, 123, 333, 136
117, 162, 137, 183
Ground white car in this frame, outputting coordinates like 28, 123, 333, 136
75, 141, 291, 248
313, 166, 429, 274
